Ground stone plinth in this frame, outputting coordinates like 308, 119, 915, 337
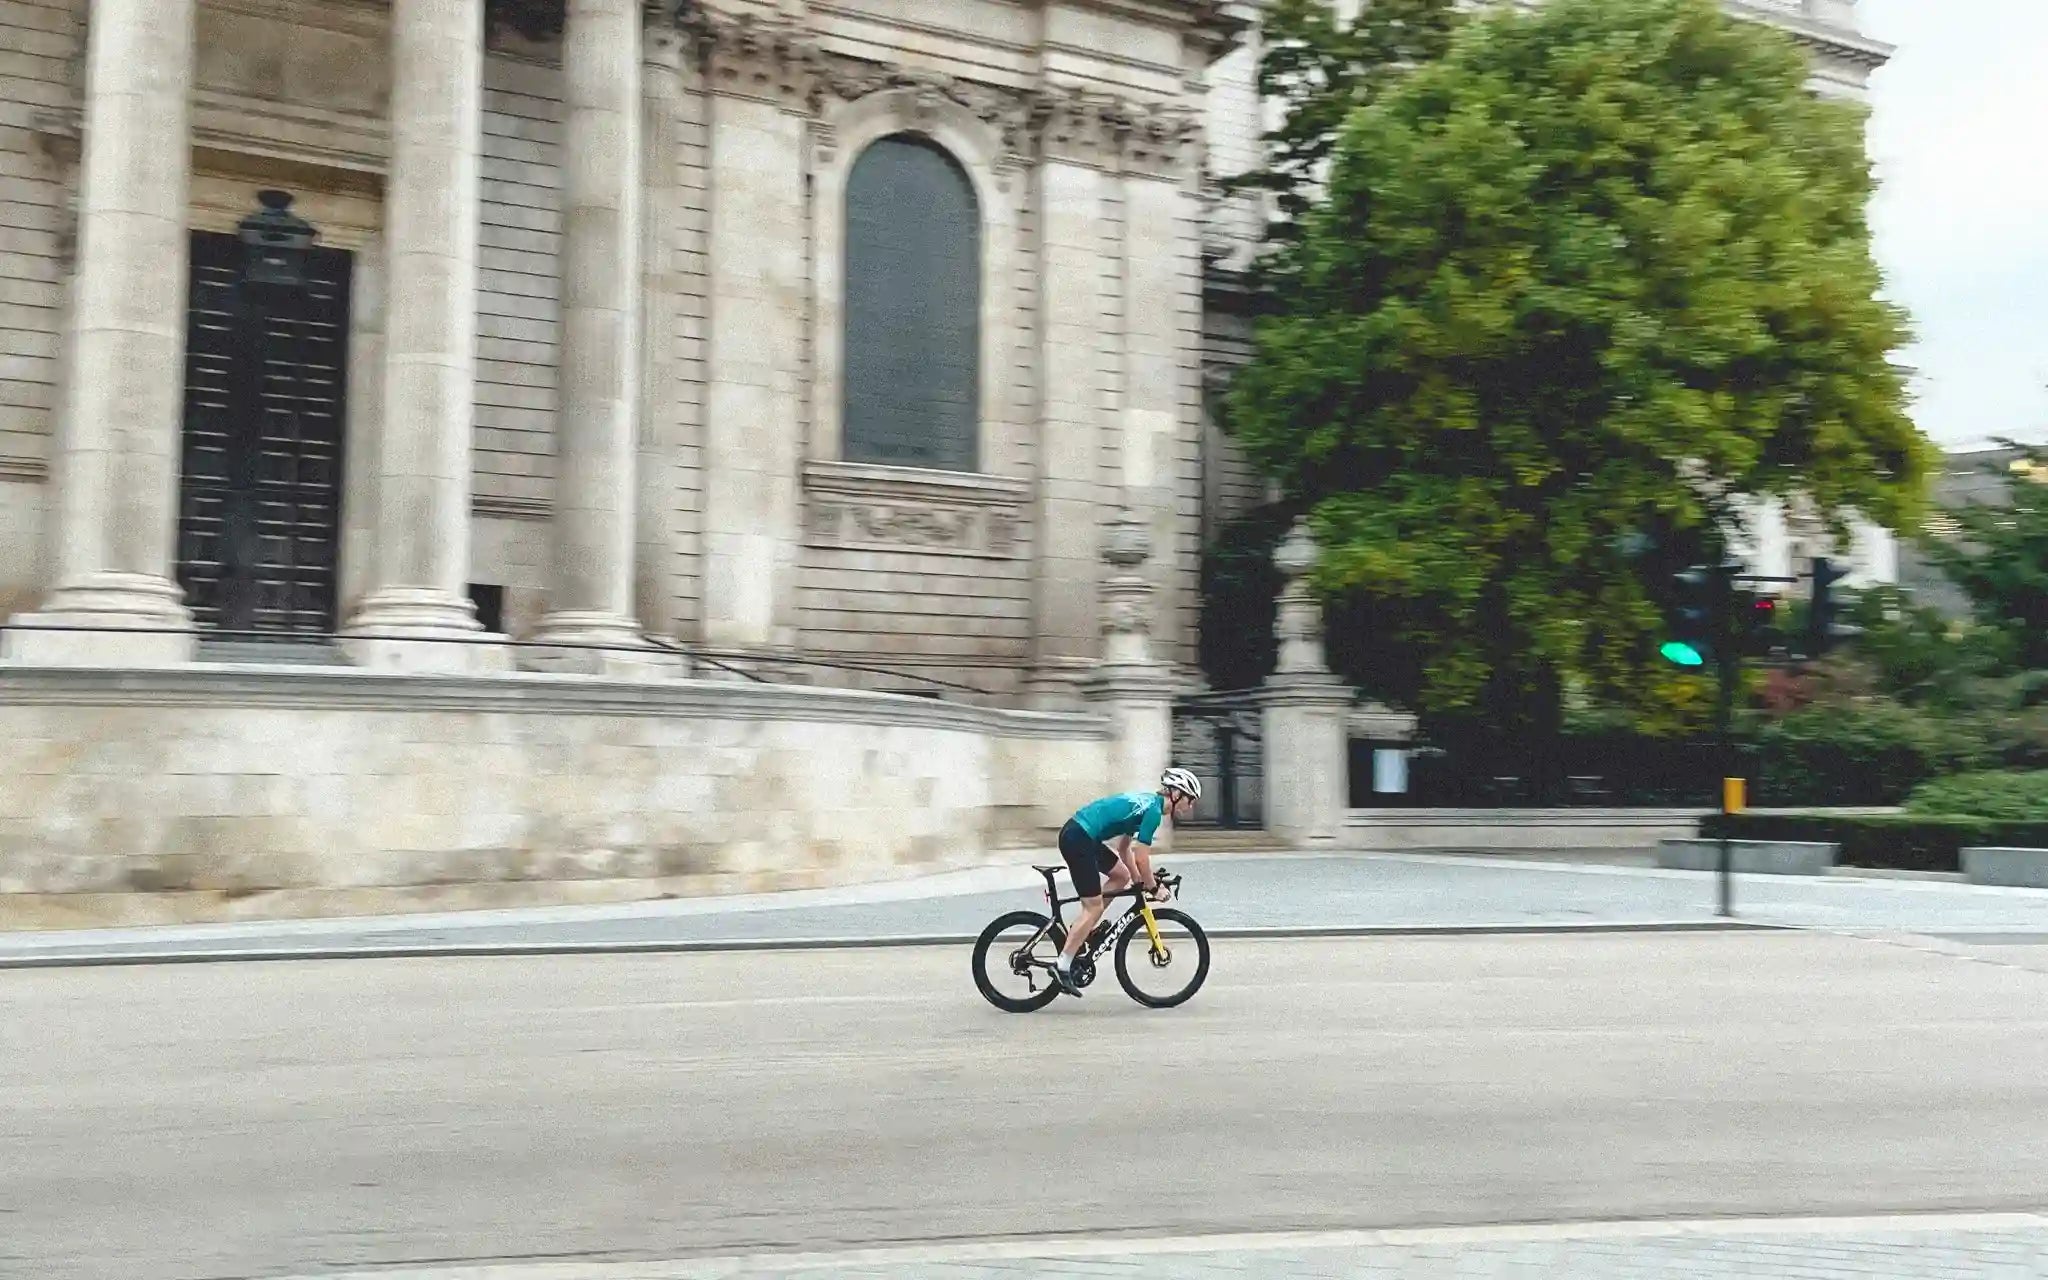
1261, 674, 1353, 847
1961, 847, 2048, 888
1656, 839, 1836, 876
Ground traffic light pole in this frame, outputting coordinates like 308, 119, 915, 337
1714, 635, 1737, 918
1710, 563, 1738, 918
1716, 569, 1795, 917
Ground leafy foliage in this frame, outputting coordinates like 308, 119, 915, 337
1223, 0, 1934, 725
1832, 585, 2020, 710
1223, 0, 1461, 262
1197, 506, 1293, 691
1740, 701, 1991, 806
1905, 770, 2048, 823
1921, 440, 2048, 668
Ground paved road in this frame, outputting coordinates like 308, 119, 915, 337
8, 932, 2048, 1278
10, 852, 2048, 962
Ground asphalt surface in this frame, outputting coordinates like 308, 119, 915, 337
10, 852, 2048, 963
8, 931, 2048, 1279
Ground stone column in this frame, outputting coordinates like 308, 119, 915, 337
339, 230, 385, 622
697, 17, 806, 657
342, 0, 508, 673
1085, 508, 1175, 792
2, 0, 198, 666
1025, 100, 1110, 709
634, 20, 686, 639
1118, 107, 1201, 680
1259, 519, 1355, 847
529, 0, 651, 672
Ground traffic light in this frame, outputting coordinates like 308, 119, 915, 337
1805, 556, 1852, 657
1661, 566, 1718, 668
1740, 591, 1782, 659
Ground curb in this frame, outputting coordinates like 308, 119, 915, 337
265, 1210, 2048, 1279
0, 919, 1788, 970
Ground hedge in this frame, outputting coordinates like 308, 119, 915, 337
1905, 770, 2048, 822
1697, 813, 2048, 873
1740, 703, 1993, 807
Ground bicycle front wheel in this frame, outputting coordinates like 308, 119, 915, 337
1114, 907, 1210, 1008
972, 909, 1066, 1013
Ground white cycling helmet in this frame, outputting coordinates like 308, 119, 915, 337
1161, 767, 1202, 801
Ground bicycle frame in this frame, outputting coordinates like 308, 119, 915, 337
1025, 870, 1173, 967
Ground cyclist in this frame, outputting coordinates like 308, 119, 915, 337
1051, 767, 1202, 996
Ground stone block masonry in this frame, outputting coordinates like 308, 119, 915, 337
0, 667, 1111, 924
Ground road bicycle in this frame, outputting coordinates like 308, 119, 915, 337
971, 864, 1210, 1012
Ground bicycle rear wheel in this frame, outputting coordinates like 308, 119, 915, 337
971, 910, 1066, 1013
1114, 908, 1210, 1008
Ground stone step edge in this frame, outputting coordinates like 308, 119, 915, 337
0, 919, 1787, 969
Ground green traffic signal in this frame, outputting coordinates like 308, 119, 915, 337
1661, 564, 1723, 668
1659, 640, 1706, 668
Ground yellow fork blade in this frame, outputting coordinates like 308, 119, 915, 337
1138, 899, 1165, 951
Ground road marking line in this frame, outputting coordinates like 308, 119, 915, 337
269, 1211, 2048, 1278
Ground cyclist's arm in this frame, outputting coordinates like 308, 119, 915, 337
1130, 840, 1157, 895
1110, 834, 1143, 888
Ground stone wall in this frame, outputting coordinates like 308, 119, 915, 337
473, 52, 564, 520
0, 667, 1111, 923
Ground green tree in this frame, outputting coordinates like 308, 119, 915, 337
1833, 585, 2019, 711
1924, 440, 2048, 668
1224, 0, 1934, 730
1224, 0, 1461, 250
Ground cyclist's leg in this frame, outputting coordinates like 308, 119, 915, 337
1056, 823, 1110, 992
1101, 850, 1131, 898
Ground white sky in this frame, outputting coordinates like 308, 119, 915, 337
1858, 0, 2048, 449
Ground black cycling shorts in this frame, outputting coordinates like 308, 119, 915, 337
1058, 819, 1122, 900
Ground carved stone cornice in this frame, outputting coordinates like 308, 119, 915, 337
810, 54, 1039, 169
680, 9, 1203, 176
1029, 84, 1120, 169
1108, 97, 1202, 180
683, 9, 816, 109
1030, 84, 1199, 178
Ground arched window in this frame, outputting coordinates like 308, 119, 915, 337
842, 134, 980, 471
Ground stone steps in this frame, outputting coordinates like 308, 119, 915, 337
1171, 829, 1279, 853
195, 638, 344, 666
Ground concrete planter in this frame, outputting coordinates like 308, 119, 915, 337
1655, 838, 1836, 876
1960, 847, 2048, 889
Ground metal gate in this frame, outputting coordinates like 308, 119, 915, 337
1170, 691, 1264, 829
176, 231, 351, 636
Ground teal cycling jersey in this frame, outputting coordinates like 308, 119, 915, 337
1071, 790, 1166, 847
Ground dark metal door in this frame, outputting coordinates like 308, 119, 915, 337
177, 232, 351, 635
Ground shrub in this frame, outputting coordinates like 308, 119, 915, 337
1905, 770, 2048, 822
1741, 701, 1991, 807
1697, 813, 2048, 873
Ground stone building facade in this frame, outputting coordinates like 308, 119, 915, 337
0, 0, 1247, 705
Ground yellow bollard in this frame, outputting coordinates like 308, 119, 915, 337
1723, 776, 1746, 815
